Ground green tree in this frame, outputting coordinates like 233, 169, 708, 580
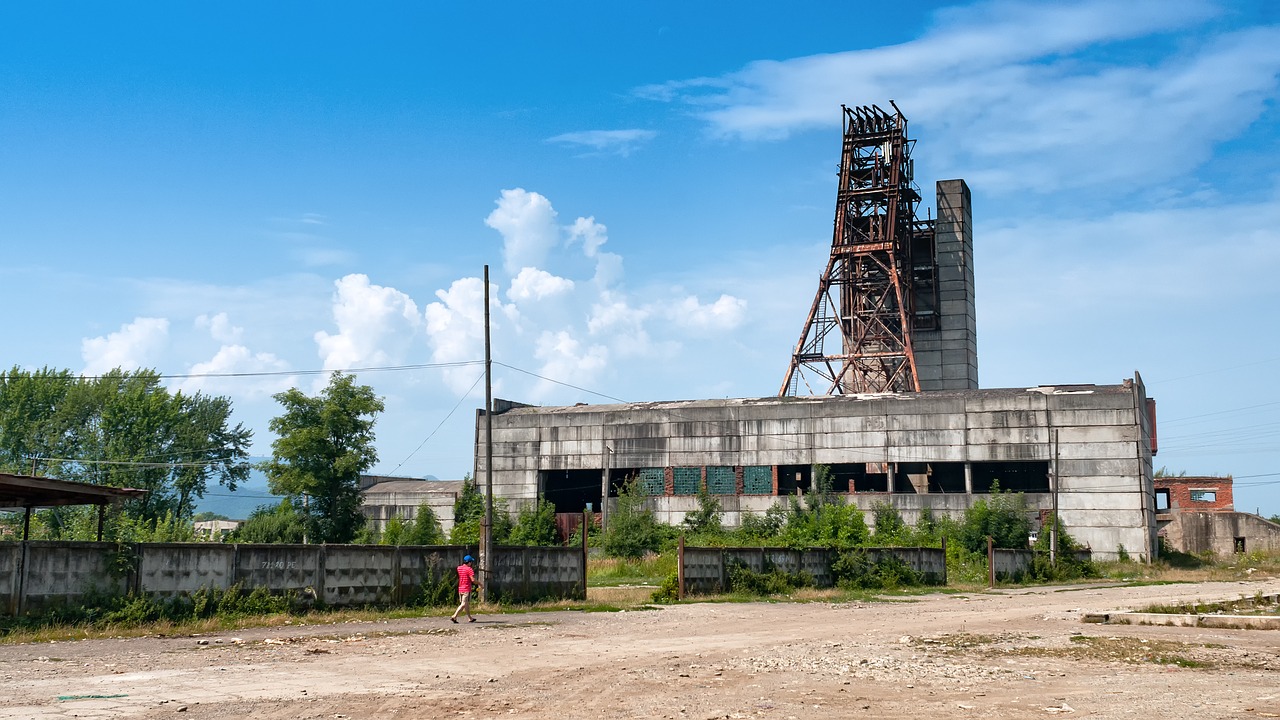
603, 478, 663, 558
871, 501, 908, 544
683, 487, 723, 536
235, 499, 307, 544
449, 474, 511, 544
0, 366, 251, 538
959, 483, 1031, 552
507, 499, 560, 546
405, 504, 445, 545
258, 372, 384, 544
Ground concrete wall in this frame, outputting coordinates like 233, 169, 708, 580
478, 380, 1155, 561
680, 546, 945, 595
1161, 512, 1280, 556
360, 480, 461, 535
0, 542, 585, 615
915, 179, 979, 392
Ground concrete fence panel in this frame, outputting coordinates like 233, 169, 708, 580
678, 545, 947, 596
0, 544, 21, 615
1, 541, 595, 615
20, 542, 126, 611
138, 543, 235, 597
322, 545, 397, 606
682, 547, 726, 595
232, 544, 324, 596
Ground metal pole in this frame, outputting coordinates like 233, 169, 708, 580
482, 264, 494, 604
601, 446, 612, 535
677, 533, 685, 601
1050, 428, 1059, 566
22, 507, 31, 542
97, 504, 105, 542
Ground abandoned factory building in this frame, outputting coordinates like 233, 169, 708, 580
476, 377, 1158, 562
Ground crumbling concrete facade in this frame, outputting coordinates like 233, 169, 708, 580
476, 376, 1157, 561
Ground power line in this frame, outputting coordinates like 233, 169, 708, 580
2, 360, 485, 383
384, 370, 486, 477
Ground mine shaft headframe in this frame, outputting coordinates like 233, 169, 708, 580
780, 101, 925, 397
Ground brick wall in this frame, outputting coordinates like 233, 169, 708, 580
1155, 476, 1234, 513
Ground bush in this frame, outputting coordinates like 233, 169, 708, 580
603, 479, 663, 559
832, 549, 922, 590
507, 500, 561, 547
781, 498, 869, 549
958, 484, 1031, 553
726, 559, 812, 595
235, 500, 306, 544
871, 502, 908, 544
406, 504, 445, 546
683, 487, 723, 536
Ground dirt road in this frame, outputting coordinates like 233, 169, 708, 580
2, 579, 1278, 719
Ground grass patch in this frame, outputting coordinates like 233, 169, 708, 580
587, 554, 675, 587
1057, 635, 1211, 668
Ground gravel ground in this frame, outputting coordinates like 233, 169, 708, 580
1, 578, 1278, 719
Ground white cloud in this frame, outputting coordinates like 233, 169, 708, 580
175, 344, 293, 399
195, 312, 244, 345
639, 0, 1280, 194
314, 274, 423, 374
485, 189, 560, 277
568, 216, 609, 258
425, 276, 511, 395
668, 294, 748, 332
81, 317, 170, 376
547, 129, 657, 157
531, 330, 608, 399
508, 267, 574, 302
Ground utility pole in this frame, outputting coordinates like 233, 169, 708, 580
1050, 428, 1059, 566
481, 265, 494, 604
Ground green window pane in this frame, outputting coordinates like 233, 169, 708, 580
743, 466, 772, 495
637, 467, 665, 496
706, 466, 735, 495
673, 467, 701, 495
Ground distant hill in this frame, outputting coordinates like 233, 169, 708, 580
194, 467, 282, 521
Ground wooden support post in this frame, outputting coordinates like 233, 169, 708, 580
580, 510, 589, 601
987, 535, 995, 588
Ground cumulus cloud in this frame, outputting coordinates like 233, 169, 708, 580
547, 129, 657, 157
81, 317, 170, 376
175, 344, 293, 399
508, 267, 574, 302
668, 294, 748, 332
314, 274, 423, 373
485, 188, 560, 276
531, 330, 608, 399
424, 276, 514, 395
638, 0, 1279, 194
195, 312, 243, 345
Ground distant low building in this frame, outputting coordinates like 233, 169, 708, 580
193, 519, 241, 540
359, 475, 462, 535
1156, 476, 1280, 555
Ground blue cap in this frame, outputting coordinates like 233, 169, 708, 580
463, 555, 474, 563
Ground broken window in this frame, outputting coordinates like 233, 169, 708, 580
1189, 489, 1216, 503
1155, 489, 1170, 511
971, 461, 1050, 493
540, 469, 603, 513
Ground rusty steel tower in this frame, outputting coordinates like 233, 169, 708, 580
780, 103, 937, 396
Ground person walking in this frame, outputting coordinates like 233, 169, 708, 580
450, 554, 480, 623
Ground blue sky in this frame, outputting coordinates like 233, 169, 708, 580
3, 1, 1279, 516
